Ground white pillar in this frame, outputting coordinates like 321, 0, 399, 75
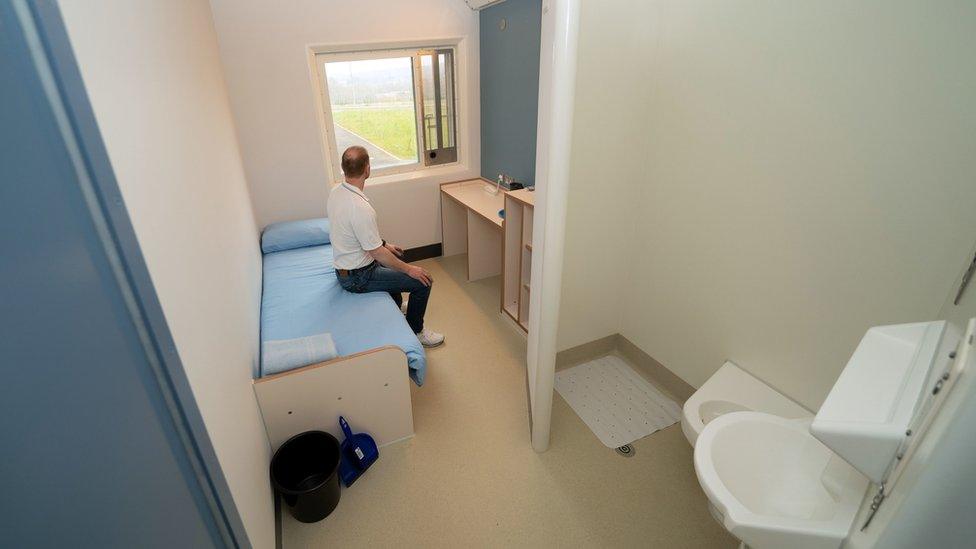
526, 0, 581, 453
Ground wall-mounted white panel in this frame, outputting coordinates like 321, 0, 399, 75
812, 321, 949, 483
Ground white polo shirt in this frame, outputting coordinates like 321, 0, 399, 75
326, 182, 384, 270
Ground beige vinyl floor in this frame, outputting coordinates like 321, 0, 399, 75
282, 255, 737, 548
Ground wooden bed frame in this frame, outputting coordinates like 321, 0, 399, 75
252, 345, 414, 451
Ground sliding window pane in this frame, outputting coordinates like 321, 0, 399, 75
420, 54, 438, 150
324, 57, 418, 171
438, 51, 456, 149
418, 50, 457, 165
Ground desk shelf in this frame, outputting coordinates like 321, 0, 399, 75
502, 189, 534, 333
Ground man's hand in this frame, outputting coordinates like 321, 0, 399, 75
406, 265, 432, 286
369, 244, 430, 285
385, 242, 404, 257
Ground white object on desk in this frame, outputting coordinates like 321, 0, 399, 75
484, 174, 502, 195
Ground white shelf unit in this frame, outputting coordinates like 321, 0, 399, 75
502, 189, 534, 332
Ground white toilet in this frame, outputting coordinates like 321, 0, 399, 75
681, 361, 811, 446
695, 413, 868, 549
693, 320, 959, 549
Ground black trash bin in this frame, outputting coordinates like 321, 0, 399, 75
270, 431, 342, 523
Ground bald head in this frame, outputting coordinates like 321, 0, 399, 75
341, 146, 370, 180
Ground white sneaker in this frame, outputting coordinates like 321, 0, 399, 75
417, 328, 444, 348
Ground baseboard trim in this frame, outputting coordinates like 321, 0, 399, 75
402, 243, 442, 263
555, 334, 617, 370
615, 335, 696, 403
555, 334, 696, 404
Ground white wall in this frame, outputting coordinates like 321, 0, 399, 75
208, 0, 481, 248
559, 0, 976, 410
59, 1, 274, 547
554, 0, 645, 350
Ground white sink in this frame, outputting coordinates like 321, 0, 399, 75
694, 412, 869, 549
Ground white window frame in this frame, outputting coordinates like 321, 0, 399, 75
308, 40, 463, 184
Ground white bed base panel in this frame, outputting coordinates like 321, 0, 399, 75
253, 345, 414, 450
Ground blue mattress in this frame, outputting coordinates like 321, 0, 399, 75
260, 244, 426, 385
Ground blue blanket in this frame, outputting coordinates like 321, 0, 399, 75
260, 244, 427, 385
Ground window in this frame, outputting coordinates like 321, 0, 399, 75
313, 47, 459, 179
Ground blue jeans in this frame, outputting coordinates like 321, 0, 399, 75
336, 262, 431, 334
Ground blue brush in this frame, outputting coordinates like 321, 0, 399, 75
337, 416, 379, 487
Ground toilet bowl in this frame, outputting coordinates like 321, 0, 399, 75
682, 362, 811, 446
690, 320, 963, 549
694, 412, 869, 549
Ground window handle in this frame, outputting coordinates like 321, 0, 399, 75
954, 251, 976, 305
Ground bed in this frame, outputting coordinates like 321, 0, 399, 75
252, 218, 421, 449
260, 242, 427, 384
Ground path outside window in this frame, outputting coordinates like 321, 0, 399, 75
334, 124, 412, 171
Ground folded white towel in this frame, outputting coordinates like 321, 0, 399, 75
261, 333, 338, 376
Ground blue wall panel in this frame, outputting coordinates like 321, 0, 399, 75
480, 0, 542, 187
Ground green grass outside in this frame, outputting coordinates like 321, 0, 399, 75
333, 107, 418, 160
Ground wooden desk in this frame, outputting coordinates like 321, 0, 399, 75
440, 179, 505, 281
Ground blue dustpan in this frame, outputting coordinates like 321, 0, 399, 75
337, 416, 379, 487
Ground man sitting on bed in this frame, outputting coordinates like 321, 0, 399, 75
327, 145, 445, 348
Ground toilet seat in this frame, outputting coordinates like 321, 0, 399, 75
694, 412, 869, 549
682, 361, 811, 445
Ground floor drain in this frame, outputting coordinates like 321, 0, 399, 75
615, 444, 635, 457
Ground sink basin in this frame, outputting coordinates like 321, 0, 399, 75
694, 412, 869, 549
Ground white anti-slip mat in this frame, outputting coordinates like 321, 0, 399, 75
555, 355, 682, 448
